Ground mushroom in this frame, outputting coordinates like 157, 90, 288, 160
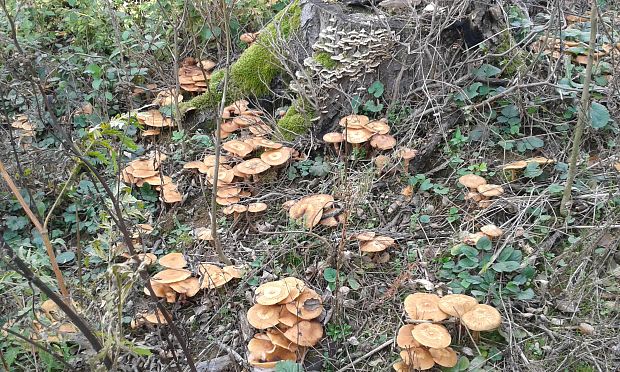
222, 139, 254, 158
369, 134, 396, 151
142, 310, 168, 325
463, 232, 485, 246
194, 227, 214, 241
266, 329, 298, 352
399, 148, 418, 173
403, 293, 448, 322
288, 194, 335, 230
152, 268, 192, 284
411, 323, 452, 349
168, 277, 201, 297
477, 184, 504, 198
260, 147, 292, 166
501, 160, 527, 179
437, 294, 478, 318
460, 304, 502, 341
282, 320, 323, 347
359, 235, 395, 253
323, 132, 344, 153
374, 155, 390, 174
339, 114, 369, 128
222, 203, 248, 220
458, 174, 487, 190
160, 182, 183, 203
158, 252, 187, 269
198, 263, 232, 289
246, 304, 281, 329
255, 280, 293, 305
429, 347, 458, 368
277, 307, 302, 328
364, 119, 390, 134
399, 347, 435, 370
240, 32, 259, 44
277, 277, 305, 304
396, 324, 420, 348
480, 224, 503, 239
344, 127, 374, 148
285, 287, 323, 320
250, 137, 282, 149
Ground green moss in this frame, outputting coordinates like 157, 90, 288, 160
277, 100, 313, 140
494, 32, 526, 77
314, 52, 338, 70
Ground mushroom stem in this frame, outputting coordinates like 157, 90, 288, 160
403, 159, 411, 174
472, 330, 480, 343
332, 143, 340, 154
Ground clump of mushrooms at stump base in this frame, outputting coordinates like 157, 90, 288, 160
458, 173, 504, 209
246, 277, 324, 368
393, 292, 502, 370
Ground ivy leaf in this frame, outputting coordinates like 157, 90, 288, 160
473, 64, 502, 78
363, 100, 383, 113
275, 361, 305, 372
492, 261, 520, 272
57, 251, 76, 265
419, 179, 434, 191
476, 236, 492, 251
309, 161, 330, 177
367, 81, 385, 98
520, 137, 544, 149
6, 216, 29, 231
523, 162, 542, 178
590, 102, 610, 129
323, 268, 337, 283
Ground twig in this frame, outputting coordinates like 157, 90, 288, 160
335, 339, 392, 372
213, 341, 250, 370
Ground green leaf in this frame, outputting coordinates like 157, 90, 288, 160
367, 81, 385, 98
275, 361, 305, 372
476, 236, 492, 251
515, 288, 535, 300
419, 215, 431, 223
500, 104, 519, 118
309, 161, 331, 177
492, 261, 520, 272
363, 100, 383, 113
351, 95, 362, 113
6, 215, 29, 230
57, 251, 76, 264
323, 268, 337, 283
520, 137, 544, 149
523, 162, 542, 178
347, 276, 360, 290
419, 178, 434, 191
473, 64, 502, 78
590, 101, 610, 129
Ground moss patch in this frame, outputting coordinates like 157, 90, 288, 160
314, 52, 338, 70
277, 100, 313, 140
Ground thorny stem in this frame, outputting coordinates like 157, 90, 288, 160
209, 0, 233, 265
560, 2, 598, 216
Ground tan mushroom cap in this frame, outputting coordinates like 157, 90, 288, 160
463, 232, 485, 246
364, 120, 390, 134
404, 293, 448, 322
216, 196, 241, 206
198, 59, 216, 71
465, 191, 484, 202
354, 231, 376, 241
236, 158, 271, 175
251, 137, 283, 149
502, 160, 528, 170
267, 329, 298, 352
437, 294, 479, 318
282, 320, 323, 347
136, 253, 157, 265
370, 134, 397, 150
158, 252, 187, 269
240, 32, 259, 44
247, 336, 274, 356
460, 304, 502, 331
288, 194, 334, 229
261, 148, 291, 166
256, 280, 292, 305
183, 160, 210, 172
216, 186, 242, 198
222, 204, 248, 215
477, 184, 504, 197
247, 304, 282, 329
285, 288, 323, 320
528, 156, 555, 165
392, 361, 413, 372
248, 345, 297, 369
127, 168, 159, 179
144, 279, 171, 298
399, 347, 435, 370
480, 224, 503, 238
344, 127, 374, 144
396, 324, 421, 348
339, 114, 370, 128
399, 148, 418, 160
323, 132, 344, 143
277, 307, 301, 328
411, 323, 452, 349
248, 202, 268, 213
222, 140, 254, 157
277, 277, 305, 304
194, 227, 214, 241
222, 265, 243, 279
142, 310, 168, 325
458, 174, 487, 189
360, 236, 395, 252
206, 166, 235, 184
152, 268, 192, 284
203, 154, 230, 167
161, 183, 183, 203
141, 175, 172, 186
224, 100, 249, 115
198, 263, 230, 289
169, 277, 201, 297
429, 347, 458, 368
142, 129, 161, 137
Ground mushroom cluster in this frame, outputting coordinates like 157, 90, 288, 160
501, 157, 555, 179
219, 99, 273, 139
394, 293, 502, 371
286, 194, 345, 230
323, 115, 397, 154
11, 114, 36, 148
458, 174, 504, 209
178, 57, 216, 92
246, 277, 324, 369
352, 231, 396, 263
145, 252, 243, 305
463, 224, 504, 246
121, 153, 182, 203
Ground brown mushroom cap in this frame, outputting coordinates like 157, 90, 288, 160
502, 160, 528, 170
477, 184, 504, 197
285, 288, 323, 320
323, 132, 344, 143
222, 204, 248, 215
206, 166, 235, 184
216, 196, 241, 206
460, 304, 502, 331
404, 293, 448, 322
142, 310, 168, 325
480, 224, 503, 238
396, 324, 421, 348
203, 154, 230, 167
142, 128, 161, 137
136, 253, 157, 266
364, 120, 390, 134
276, 277, 305, 304
458, 174, 487, 189
463, 232, 486, 246
282, 320, 323, 346
198, 263, 230, 289
464, 191, 484, 202
370, 134, 397, 150
339, 114, 369, 128
288, 194, 334, 229
152, 268, 192, 284
360, 236, 395, 252
194, 227, 214, 241
437, 294, 479, 317
169, 277, 201, 297
344, 127, 374, 144
354, 231, 376, 241
399, 148, 418, 160
429, 347, 458, 368
183, 161, 210, 173
158, 252, 187, 269
261, 148, 291, 166
411, 323, 452, 349
277, 307, 301, 328
222, 140, 254, 157
248, 202, 268, 213
256, 280, 292, 305
392, 361, 413, 372
266, 329, 298, 352
161, 183, 183, 203
235, 158, 271, 175
216, 186, 242, 198
247, 304, 282, 329
251, 137, 283, 149
399, 347, 435, 370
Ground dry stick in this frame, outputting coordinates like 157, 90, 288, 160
335, 339, 392, 372
0, 160, 70, 300
560, 3, 598, 217
209, 0, 233, 265
0, 236, 112, 369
